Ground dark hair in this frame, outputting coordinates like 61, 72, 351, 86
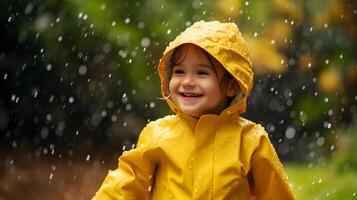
168, 44, 235, 90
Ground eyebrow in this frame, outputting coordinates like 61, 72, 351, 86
196, 63, 213, 69
172, 63, 213, 69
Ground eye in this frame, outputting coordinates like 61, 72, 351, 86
197, 70, 209, 75
173, 68, 184, 75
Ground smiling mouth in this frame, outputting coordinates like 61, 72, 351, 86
180, 93, 203, 97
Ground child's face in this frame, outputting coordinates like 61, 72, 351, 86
169, 44, 232, 118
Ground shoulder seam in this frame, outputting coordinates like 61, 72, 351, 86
149, 115, 182, 147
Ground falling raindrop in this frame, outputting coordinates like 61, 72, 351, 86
86, 154, 91, 161
122, 93, 128, 103
12, 141, 17, 148
125, 104, 132, 111
141, 38, 151, 48
316, 137, 325, 146
68, 97, 74, 103
46, 114, 52, 121
111, 115, 117, 122
46, 64, 52, 71
125, 17, 130, 24
328, 109, 333, 116
138, 22, 145, 29
323, 121, 332, 129
49, 95, 55, 103
32, 89, 39, 98
330, 145, 335, 151
101, 110, 107, 117
285, 127, 296, 139
41, 127, 49, 139
78, 65, 87, 75
25, 3, 34, 15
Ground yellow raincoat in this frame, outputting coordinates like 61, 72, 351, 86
93, 21, 295, 200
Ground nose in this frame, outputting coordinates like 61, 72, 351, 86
182, 74, 196, 87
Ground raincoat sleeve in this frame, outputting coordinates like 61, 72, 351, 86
249, 125, 295, 200
92, 123, 157, 200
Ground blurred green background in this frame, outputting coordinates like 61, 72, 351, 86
1, 0, 356, 199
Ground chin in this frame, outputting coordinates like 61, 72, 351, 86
182, 110, 201, 118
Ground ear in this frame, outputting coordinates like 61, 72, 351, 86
226, 79, 239, 97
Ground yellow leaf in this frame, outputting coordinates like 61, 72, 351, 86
318, 68, 342, 93
246, 36, 287, 74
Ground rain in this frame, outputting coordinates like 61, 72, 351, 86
1, 0, 357, 199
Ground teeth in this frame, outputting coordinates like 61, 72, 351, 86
183, 93, 200, 97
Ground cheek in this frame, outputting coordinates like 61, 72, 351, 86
168, 78, 178, 94
204, 80, 223, 93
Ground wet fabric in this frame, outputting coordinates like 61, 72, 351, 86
93, 21, 295, 200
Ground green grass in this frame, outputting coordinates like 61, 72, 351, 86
285, 163, 357, 200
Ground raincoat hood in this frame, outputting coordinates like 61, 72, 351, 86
158, 20, 254, 116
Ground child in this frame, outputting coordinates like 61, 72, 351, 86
92, 21, 295, 199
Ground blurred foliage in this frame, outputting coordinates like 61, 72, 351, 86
286, 162, 357, 199
333, 126, 357, 172
0, 0, 356, 161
